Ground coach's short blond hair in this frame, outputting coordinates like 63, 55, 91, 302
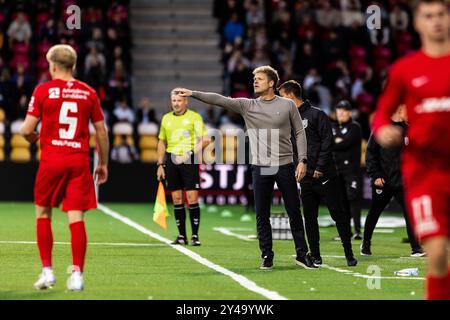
253, 66, 280, 89
46, 44, 77, 71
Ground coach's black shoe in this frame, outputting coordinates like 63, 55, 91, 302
191, 235, 201, 246
346, 255, 358, 267
260, 256, 273, 270
352, 233, 362, 240
295, 254, 318, 269
311, 256, 322, 267
171, 235, 188, 245
360, 240, 372, 256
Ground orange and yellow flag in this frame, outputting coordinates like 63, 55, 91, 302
153, 181, 169, 231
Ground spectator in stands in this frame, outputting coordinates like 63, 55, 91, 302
224, 13, 245, 44
246, 0, 265, 30
108, 60, 131, 103
38, 18, 57, 42
111, 135, 139, 164
0, 69, 15, 120
12, 63, 32, 97
316, 0, 341, 29
390, 4, 410, 32
113, 97, 135, 124
136, 98, 157, 125
86, 27, 105, 52
85, 47, 106, 76
7, 12, 31, 46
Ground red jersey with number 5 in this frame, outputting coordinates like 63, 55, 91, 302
27, 79, 104, 162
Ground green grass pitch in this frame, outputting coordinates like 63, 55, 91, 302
0, 202, 425, 300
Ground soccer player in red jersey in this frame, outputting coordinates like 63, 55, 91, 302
373, 0, 450, 299
20, 45, 109, 291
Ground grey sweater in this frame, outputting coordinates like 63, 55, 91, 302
192, 91, 307, 166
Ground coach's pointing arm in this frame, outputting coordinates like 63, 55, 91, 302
175, 88, 249, 115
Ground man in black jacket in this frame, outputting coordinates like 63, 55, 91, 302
331, 101, 363, 240
362, 105, 424, 257
279, 80, 357, 267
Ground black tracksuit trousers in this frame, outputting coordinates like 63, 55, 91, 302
252, 163, 309, 260
300, 176, 354, 258
363, 186, 421, 251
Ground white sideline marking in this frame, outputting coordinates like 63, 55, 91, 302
213, 227, 256, 241
0, 240, 165, 247
97, 204, 288, 300
373, 229, 394, 234
320, 264, 425, 281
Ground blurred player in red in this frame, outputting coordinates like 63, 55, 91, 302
20, 45, 109, 291
373, 0, 450, 299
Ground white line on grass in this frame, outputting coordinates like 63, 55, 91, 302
320, 264, 425, 280
97, 204, 288, 300
213, 227, 256, 241
0, 240, 165, 247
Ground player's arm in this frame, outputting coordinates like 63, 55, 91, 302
20, 115, 40, 143
174, 88, 249, 115
315, 111, 333, 178
93, 120, 109, 185
290, 102, 307, 181
372, 63, 405, 148
192, 116, 211, 164
365, 133, 385, 187
156, 139, 167, 181
21, 86, 42, 143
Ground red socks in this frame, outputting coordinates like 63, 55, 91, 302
426, 272, 450, 300
70, 221, 87, 273
36, 218, 53, 268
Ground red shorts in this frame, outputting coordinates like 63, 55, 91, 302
403, 157, 450, 241
35, 158, 97, 212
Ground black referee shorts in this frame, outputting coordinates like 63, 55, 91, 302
165, 152, 200, 191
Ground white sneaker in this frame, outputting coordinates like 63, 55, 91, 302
411, 251, 427, 257
34, 269, 56, 290
67, 271, 84, 291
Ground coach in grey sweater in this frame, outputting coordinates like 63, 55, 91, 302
175, 66, 315, 269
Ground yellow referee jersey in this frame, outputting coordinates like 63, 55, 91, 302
158, 109, 206, 155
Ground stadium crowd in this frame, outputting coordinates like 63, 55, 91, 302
0, 0, 420, 162
214, 0, 419, 138
0, 0, 133, 126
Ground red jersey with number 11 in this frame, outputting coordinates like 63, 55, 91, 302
27, 79, 104, 162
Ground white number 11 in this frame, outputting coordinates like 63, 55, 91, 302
59, 102, 78, 140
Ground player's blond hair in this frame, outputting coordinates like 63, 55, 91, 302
253, 66, 280, 90
46, 44, 77, 71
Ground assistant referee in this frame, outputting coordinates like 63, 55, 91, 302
157, 90, 210, 246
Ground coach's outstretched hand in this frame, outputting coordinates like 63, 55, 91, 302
95, 164, 108, 186
173, 88, 193, 97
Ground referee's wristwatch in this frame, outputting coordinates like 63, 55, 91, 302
300, 158, 307, 164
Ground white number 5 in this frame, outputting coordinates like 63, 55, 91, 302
59, 102, 78, 140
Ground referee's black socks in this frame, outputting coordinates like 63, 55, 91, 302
174, 204, 187, 237
189, 203, 200, 236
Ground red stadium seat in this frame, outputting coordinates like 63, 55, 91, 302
12, 42, 29, 56
10, 56, 29, 72
349, 46, 367, 60
37, 56, 49, 72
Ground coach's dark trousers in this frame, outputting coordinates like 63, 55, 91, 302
363, 186, 421, 251
300, 176, 353, 258
252, 163, 309, 260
